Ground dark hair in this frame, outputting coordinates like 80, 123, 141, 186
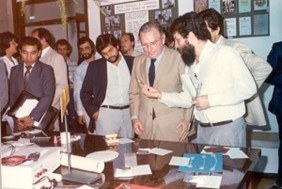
120, 32, 135, 47
55, 39, 72, 56
138, 21, 164, 39
32, 27, 55, 47
121, 32, 135, 42
0, 31, 17, 56
170, 11, 211, 41
96, 34, 119, 54
19, 36, 42, 51
198, 8, 224, 35
77, 36, 96, 51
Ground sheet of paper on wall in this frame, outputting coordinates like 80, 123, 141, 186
15, 99, 38, 118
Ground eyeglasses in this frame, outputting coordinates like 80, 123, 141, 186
140, 37, 162, 49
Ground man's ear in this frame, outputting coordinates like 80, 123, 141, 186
38, 50, 42, 58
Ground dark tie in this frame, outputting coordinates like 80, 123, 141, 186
149, 59, 156, 119
149, 59, 156, 86
24, 65, 32, 88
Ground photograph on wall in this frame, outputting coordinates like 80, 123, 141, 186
239, 16, 251, 36
254, 0, 268, 11
162, 0, 175, 9
209, 0, 221, 12
238, 0, 251, 13
194, 0, 208, 13
155, 9, 172, 26
222, 0, 237, 14
253, 14, 269, 35
224, 17, 237, 37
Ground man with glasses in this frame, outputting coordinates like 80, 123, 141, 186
142, 12, 256, 147
129, 21, 190, 142
80, 34, 134, 138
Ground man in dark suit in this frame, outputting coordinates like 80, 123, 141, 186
9, 36, 55, 131
80, 34, 134, 138
266, 41, 282, 189
0, 60, 8, 113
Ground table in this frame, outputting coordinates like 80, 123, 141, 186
54, 134, 260, 189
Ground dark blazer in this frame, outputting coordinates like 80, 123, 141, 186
0, 60, 8, 112
266, 41, 282, 116
80, 55, 134, 117
9, 61, 55, 121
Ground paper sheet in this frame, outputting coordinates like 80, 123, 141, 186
150, 147, 172, 156
169, 156, 190, 166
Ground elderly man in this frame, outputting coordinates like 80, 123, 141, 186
129, 21, 190, 142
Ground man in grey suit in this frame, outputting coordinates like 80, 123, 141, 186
0, 60, 8, 113
129, 21, 191, 142
199, 8, 272, 127
32, 28, 68, 131
9, 37, 55, 131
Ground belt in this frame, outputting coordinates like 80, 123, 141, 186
198, 120, 233, 127
101, 105, 129, 110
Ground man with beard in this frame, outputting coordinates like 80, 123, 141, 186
129, 21, 190, 142
199, 8, 272, 127
80, 34, 134, 138
73, 37, 96, 132
142, 12, 256, 147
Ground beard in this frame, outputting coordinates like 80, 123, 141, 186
81, 49, 94, 60
107, 53, 120, 63
178, 43, 196, 66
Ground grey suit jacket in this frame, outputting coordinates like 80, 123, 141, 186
9, 61, 55, 121
0, 60, 8, 112
219, 36, 272, 126
40, 47, 68, 109
129, 47, 189, 141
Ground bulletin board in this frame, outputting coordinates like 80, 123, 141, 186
193, 0, 270, 38
97, 0, 178, 41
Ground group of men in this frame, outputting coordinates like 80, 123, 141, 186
0, 8, 272, 144
0, 8, 281, 188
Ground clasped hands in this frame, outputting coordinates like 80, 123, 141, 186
142, 84, 210, 110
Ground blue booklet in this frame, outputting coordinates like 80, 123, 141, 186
178, 153, 223, 173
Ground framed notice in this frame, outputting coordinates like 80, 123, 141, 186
194, 0, 269, 38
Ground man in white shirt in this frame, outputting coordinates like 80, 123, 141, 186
143, 12, 256, 147
199, 8, 272, 127
81, 34, 134, 138
73, 37, 96, 132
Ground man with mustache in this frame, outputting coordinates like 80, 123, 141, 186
143, 12, 256, 147
73, 37, 96, 132
80, 34, 134, 138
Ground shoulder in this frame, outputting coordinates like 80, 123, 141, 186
272, 41, 282, 49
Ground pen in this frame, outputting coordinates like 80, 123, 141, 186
137, 79, 144, 85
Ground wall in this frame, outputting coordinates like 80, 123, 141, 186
0, 0, 14, 32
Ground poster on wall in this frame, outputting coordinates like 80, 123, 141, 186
193, 0, 269, 38
99, 0, 178, 44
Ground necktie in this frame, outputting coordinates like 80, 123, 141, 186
24, 65, 32, 88
149, 59, 156, 86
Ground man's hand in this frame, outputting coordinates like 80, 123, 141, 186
192, 95, 210, 110
142, 84, 162, 99
132, 119, 144, 135
177, 120, 190, 142
92, 111, 99, 121
77, 115, 86, 125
